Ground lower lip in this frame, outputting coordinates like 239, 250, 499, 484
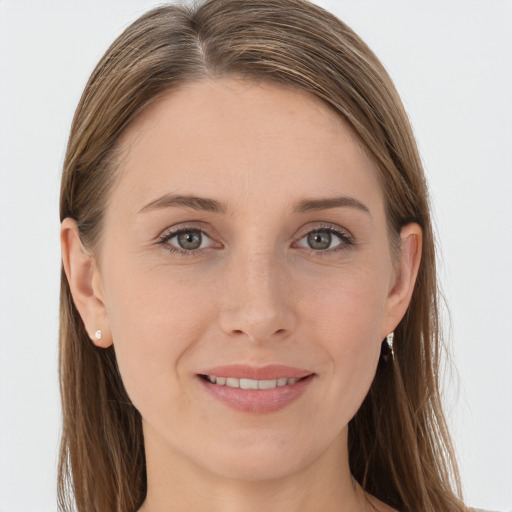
198, 375, 314, 413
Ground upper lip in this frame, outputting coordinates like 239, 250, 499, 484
198, 364, 313, 380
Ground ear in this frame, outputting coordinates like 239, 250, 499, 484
381, 223, 422, 338
60, 218, 112, 348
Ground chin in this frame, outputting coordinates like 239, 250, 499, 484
194, 429, 332, 483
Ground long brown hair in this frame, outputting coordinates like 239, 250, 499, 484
58, 1, 466, 511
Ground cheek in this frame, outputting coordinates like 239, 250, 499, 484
301, 264, 387, 409
305, 261, 389, 345
101, 264, 215, 409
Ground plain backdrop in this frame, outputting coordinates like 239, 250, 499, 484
1, 1, 511, 511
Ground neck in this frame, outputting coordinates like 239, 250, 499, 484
139, 424, 368, 512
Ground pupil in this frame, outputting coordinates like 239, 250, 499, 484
307, 231, 331, 250
178, 231, 202, 250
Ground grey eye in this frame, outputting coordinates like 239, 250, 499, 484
307, 231, 332, 250
161, 227, 220, 254
163, 229, 213, 252
176, 230, 203, 250
295, 228, 345, 251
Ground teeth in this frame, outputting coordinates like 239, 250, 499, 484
240, 378, 259, 390
258, 379, 277, 390
204, 375, 303, 388
226, 377, 239, 388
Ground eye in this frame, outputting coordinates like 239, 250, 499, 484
295, 226, 352, 252
159, 227, 219, 254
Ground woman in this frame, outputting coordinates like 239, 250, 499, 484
58, 0, 469, 511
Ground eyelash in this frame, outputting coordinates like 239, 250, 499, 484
158, 225, 216, 257
157, 224, 354, 257
296, 225, 354, 256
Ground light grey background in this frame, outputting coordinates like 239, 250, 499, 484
1, 1, 511, 511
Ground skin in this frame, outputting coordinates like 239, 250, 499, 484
61, 78, 422, 512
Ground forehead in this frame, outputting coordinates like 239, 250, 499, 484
121, 78, 364, 150
112, 78, 382, 214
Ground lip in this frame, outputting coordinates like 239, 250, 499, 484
197, 364, 315, 413
198, 364, 313, 380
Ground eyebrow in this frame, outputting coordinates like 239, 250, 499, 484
138, 194, 226, 214
138, 193, 370, 216
292, 196, 370, 215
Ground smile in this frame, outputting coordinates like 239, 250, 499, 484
197, 365, 315, 413
201, 375, 302, 389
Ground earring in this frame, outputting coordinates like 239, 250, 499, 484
94, 329, 102, 341
381, 332, 395, 363
386, 332, 394, 356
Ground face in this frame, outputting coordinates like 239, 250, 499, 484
73, 78, 417, 483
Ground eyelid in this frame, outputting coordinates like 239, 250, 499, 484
293, 223, 354, 252
158, 221, 218, 241
156, 222, 354, 256
157, 223, 222, 255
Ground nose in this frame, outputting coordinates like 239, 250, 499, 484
218, 249, 297, 343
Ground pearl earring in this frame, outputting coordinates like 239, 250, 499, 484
94, 329, 102, 341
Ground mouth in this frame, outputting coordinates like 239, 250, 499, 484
198, 374, 310, 389
196, 365, 315, 413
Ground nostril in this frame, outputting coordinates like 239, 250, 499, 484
218, 300, 296, 342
